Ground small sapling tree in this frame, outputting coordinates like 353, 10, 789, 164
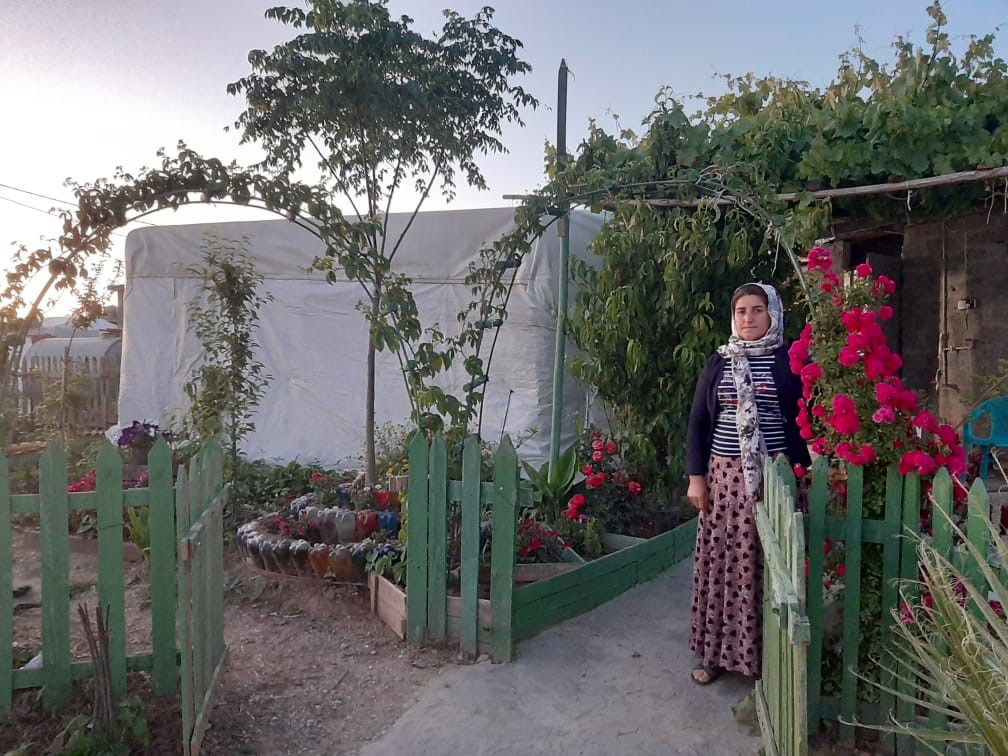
227, 0, 537, 482
184, 234, 272, 484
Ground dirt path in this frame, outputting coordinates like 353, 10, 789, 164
2, 531, 458, 755
202, 563, 461, 755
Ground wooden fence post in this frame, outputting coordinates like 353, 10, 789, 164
95, 443, 126, 697
490, 436, 518, 662
39, 443, 71, 710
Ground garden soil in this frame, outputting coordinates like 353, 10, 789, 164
3, 530, 876, 755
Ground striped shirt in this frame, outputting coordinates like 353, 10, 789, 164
711, 354, 787, 458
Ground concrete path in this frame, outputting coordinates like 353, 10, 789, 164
360, 558, 763, 756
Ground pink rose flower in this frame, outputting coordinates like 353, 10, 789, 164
800, 362, 823, 385
855, 263, 873, 278
807, 247, 833, 272
811, 438, 831, 456
838, 345, 862, 367
872, 406, 895, 424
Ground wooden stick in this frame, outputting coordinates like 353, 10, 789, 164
503, 165, 1008, 209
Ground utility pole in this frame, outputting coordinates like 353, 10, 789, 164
548, 59, 570, 468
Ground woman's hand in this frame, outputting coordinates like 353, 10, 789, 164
687, 475, 709, 515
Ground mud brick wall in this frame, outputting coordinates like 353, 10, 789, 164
902, 211, 1008, 424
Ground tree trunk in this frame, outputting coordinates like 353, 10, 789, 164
364, 289, 380, 485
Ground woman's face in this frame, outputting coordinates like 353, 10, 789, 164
733, 294, 771, 342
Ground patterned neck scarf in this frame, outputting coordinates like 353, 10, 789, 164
716, 283, 784, 498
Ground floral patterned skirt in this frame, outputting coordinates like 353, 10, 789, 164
689, 454, 763, 678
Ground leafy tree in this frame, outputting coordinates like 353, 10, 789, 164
226, 0, 537, 482
184, 235, 273, 483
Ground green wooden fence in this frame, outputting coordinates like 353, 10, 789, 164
755, 456, 811, 756
759, 456, 1000, 754
174, 438, 227, 756
0, 437, 226, 755
406, 432, 698, 661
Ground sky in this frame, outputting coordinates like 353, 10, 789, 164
1, 0, 1006, 314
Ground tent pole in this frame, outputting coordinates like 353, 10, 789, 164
549, 59, 570, 469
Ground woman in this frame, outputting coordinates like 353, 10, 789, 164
685, 283, 809, 685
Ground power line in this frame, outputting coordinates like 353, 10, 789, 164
0, 182, 75, 208
0, 194, 128, 240
0, 193, 61, 217
0, 181, 158, 227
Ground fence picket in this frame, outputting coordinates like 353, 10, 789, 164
490, 436, 517, 662
39, 444, 71, 709
148, 439, 176, 694
96, 443, 127, 696
929, 470, 954, 734
406, 432, 430, 645
459, 436, 482, 657
427, 435, 448, 643
931, 469, 953, 559
896, 471, 921, 756
839, 464, 864, 747
0, 455, 10, 716
965, 478, 989, 623
175, 462, 196, 751
878, 467, 903, 754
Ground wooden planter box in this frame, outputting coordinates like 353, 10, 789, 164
510, 520, 698, 644
368, 521, 699, 653
21, 528, 144, 563
368, 572, 406, 640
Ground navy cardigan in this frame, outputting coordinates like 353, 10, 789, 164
685, 345, 811, 477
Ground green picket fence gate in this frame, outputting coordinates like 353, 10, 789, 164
755, 456, 811, 756
406, 433, 532, 661
405, 432, 699, 662
0, 437, 226, 756
759, 456, 1000, 755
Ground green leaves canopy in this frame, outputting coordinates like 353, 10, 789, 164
227, 0, 537, 219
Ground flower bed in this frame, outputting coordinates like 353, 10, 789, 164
236, 491, 403, 584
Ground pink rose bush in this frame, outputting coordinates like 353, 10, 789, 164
549, 430, 651, 558
565, 431, 643, 523
791, 247, 968, 502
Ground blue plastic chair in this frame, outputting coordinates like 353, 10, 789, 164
963, 397, 1008, 480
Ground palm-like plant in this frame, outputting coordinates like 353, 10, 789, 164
858, 508, 1008, 754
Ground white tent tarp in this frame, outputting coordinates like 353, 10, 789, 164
118, 208, 605, 468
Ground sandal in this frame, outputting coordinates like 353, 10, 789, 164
691, 665, 721, 685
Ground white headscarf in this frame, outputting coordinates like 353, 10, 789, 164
717, 283, 784, 498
